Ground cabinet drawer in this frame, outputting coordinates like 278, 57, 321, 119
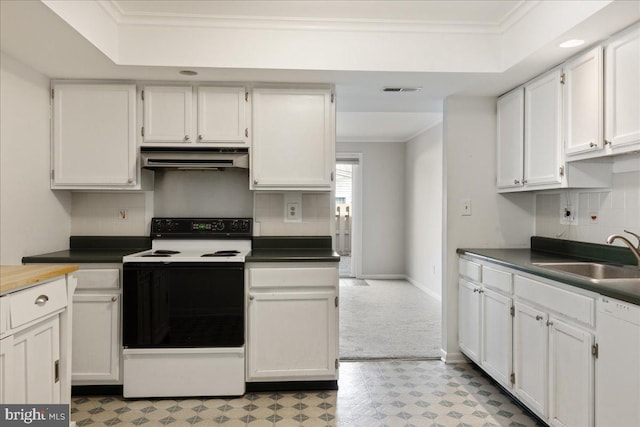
75, 269, 120, 290
515, 275, 595, 326
458, 259, 482, 282
249, 267, 337, 289
482, 266, 512, 294
9, 278, 67, 329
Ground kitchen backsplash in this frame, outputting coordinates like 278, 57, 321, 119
254, 192, 331, 236
536, 169, 640, 245
153, 169, 253, 218
71, 192, 153, 236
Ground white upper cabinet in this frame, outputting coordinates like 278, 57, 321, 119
197, 86, 249, 144
51, 83, 138, 189
524, 69, 563, 188
142, 85, 249, 146
605, 25, 640, 152
142, 86, 193, 143
564, 47, 604, 156
496, 88, 524, 189
251, 87, 335, 190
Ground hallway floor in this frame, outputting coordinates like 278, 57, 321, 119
71, 360, 541, 426
340, 279, 441, 359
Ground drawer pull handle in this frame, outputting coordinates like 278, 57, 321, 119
35, 295, 49, 306
535, 315, 543, 321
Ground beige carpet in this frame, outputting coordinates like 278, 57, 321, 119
339, 279, 442, 360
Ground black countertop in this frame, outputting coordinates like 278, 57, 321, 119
246, 236, 340, 262
22, 236, 150, 264
458, 237, 640, 305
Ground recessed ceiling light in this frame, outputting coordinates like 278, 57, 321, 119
559, 39, 585, 48
179, 70, 198, 76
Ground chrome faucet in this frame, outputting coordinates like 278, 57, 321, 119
607, 230, 640, 266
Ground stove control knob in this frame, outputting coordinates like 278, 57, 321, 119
240, 220, 250, 232
165, 220, 174, 231
230, 220, 239, 231
215, 221, 225, 231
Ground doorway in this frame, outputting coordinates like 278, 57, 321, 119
335, 155, 361, 278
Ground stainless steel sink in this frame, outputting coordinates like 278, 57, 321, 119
533, 262, 640, 284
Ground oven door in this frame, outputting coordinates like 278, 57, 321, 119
123, 262, 244, 348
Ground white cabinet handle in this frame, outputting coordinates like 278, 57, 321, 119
35, 295, 49, 306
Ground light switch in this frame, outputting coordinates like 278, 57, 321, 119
461, 199, 472, 216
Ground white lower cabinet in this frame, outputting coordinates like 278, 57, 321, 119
246, 263, 338, 382
9, 314, 61, 404
460, 256, 597, 426
457, 279, 481, 363
72, 294, 120, 383
72, 266, 122, 384
514, 301, 549, 417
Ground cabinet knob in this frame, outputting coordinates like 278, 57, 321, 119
127, 178, 133, 184
35, 295, 49, 306
514, 179, 520, 185
253, 179, 258, 185
522, 179, 528, 184
535, 315, 543, 321
111, 296, 118, 302
546, 320, 554, 327
589, 142, 597, 148
604, 140, 612, 146
478, 289, 484, 294
184, 135, 190, 141
249, 295, 255, 301
198, 134, 203, 141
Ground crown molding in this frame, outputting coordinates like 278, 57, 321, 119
101, 0, 537, 35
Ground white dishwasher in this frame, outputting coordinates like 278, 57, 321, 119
596, 296, 640, 427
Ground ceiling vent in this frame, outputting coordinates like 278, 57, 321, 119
382, 87, 422, 92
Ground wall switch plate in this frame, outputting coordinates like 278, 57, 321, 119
284, 193, 302, 223
461, 199, 472, 216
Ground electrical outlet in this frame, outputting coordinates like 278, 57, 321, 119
284, 193, 302, 223
461, 199, 472, 216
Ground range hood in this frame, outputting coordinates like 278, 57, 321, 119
141, 147, 249, 170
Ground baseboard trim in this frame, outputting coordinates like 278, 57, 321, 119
440, 350, 469, 364
404, 275, 442, 302
246, 380, 338, 392
359, 274, 406, 280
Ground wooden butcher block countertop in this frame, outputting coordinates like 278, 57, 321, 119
0, 264, 78, 295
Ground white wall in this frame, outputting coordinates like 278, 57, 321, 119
0, 52, 71, 264
443, 96, 535, 361
337, 141, 405, 278
405, 123, 443, 299
536, 155, 640, 244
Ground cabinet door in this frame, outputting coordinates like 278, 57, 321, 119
0, 335, 14, 403
548, 317, 594, 427
564, 47, 603, 156
143, 86, 193, 142
197, 86, 249, 144
497, 88, 524, 189
605, 26, 640, 150
247, 290, 337, 380
514, 301, 548, 418
481, 289, 512, 388
458, 279, 481, 363
524, 69, 563, 187
12, 315, 61, 403
52, 83, 137, 187
72, 294, 120, 383
252, 88, 334, 189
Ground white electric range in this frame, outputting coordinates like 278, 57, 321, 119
122, 217, 252, 398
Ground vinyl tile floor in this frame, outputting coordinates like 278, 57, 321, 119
71, 360, 543, 427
